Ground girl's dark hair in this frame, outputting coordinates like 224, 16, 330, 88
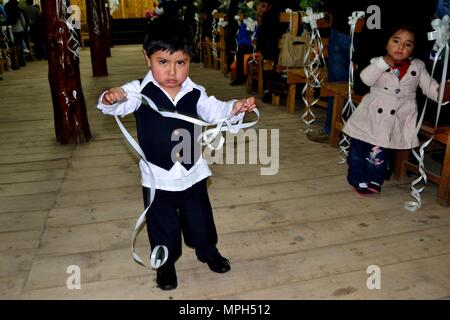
143, 16, 194, 58
384, 24, 425, 59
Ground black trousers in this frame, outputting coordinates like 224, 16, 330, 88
142, 179, 219, 266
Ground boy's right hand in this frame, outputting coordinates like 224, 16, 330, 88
102, 87, 127, 105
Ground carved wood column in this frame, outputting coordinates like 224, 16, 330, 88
85, 0, 108, 76
41, 0, 91, 144
102, 0, 113, 56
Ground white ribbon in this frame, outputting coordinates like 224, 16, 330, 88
338, 11, 365, 163
113, 92, 259, 268
301, 7, 325, 30
404, 15, 450, 211
64, 0, 81, 59
108, 0, 120, 15
211, 10, 219, 58
218, 17, 228, 29
301, 8, 326, 131
1, 26, 12, 69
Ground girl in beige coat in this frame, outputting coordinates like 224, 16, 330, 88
343, 25, 449, 196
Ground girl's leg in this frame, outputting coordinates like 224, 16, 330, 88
347, 138, 370, 187
365, 146, 392, 192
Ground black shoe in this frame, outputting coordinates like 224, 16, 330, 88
156, 264, 177, 290
352, 183, 375, 197
230, 79, 244, 86
367, 181, 381, 193
262, 91, 272, 103
199, 254, 231, 273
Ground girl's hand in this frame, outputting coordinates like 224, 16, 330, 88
231, 96, 256, 114
102, 87, 127, 105
383, 55, 395, 68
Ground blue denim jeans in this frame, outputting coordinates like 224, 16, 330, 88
323, 29, 351, 135
347, 138, 392, 187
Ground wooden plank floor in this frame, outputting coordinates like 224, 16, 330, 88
1, 45, 449, 300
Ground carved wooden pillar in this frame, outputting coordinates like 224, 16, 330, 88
41, 0, 91, 144
85, 0, 108, 76
102, 0, 113, 56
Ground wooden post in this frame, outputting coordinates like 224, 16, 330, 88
85, 0, 108, 76
99, 0, 111, 57
41, 0, 91, 144
104, 0, 113, 51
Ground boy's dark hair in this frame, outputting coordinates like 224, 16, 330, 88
143, 16, 194, 58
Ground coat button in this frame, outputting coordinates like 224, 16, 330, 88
395, 88, 400, 94
378, 108, 383, 113
411, 71, 416, 76
390, 109, 396, 115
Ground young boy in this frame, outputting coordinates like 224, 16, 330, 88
97, 16, 256, 290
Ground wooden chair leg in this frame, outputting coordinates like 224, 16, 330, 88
286, 84, 296, 113
393, 150, 410, 181
272, 93, 280, 106
329, 95, 344, 147
246, 69, 253, 94
257, 66, 264, 98
437, 141, 450, 206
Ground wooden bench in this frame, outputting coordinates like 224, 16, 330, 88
324, 81, 450, 206
80, 23, 89, 48
401, 123, 450, 206
246, 11, 300, 99
280, 14, 331, 114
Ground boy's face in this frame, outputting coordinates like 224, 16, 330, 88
144, 49, 190, 94
386, 29, 415, 62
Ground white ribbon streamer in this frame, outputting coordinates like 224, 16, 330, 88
64, 1, 81, 59
404, 15, 450, 211
301, 8, 326, 131
338, 11, 365, 163
1, 26, 12, 69
113, 92, 259, 268
211, 10, 218, 58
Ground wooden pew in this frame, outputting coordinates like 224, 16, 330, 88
402, 123, 450, 206
246, 11, 300, 98
272, 13, 331, 113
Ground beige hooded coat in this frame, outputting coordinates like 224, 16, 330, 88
343, 56, 439, 150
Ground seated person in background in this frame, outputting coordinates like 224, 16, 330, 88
230, 0, 273, 86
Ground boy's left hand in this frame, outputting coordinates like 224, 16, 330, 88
231, 96, 256, 114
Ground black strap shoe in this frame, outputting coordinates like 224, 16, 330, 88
156, 264, 177, 290
199, 254, 231, 273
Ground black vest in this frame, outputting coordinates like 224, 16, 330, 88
134, 82, 202, 171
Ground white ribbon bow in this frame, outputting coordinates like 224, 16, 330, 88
301, 7, 325, 30
348, 11, 365, 26
428, 15, 450, 51
244, 17, 258, 33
